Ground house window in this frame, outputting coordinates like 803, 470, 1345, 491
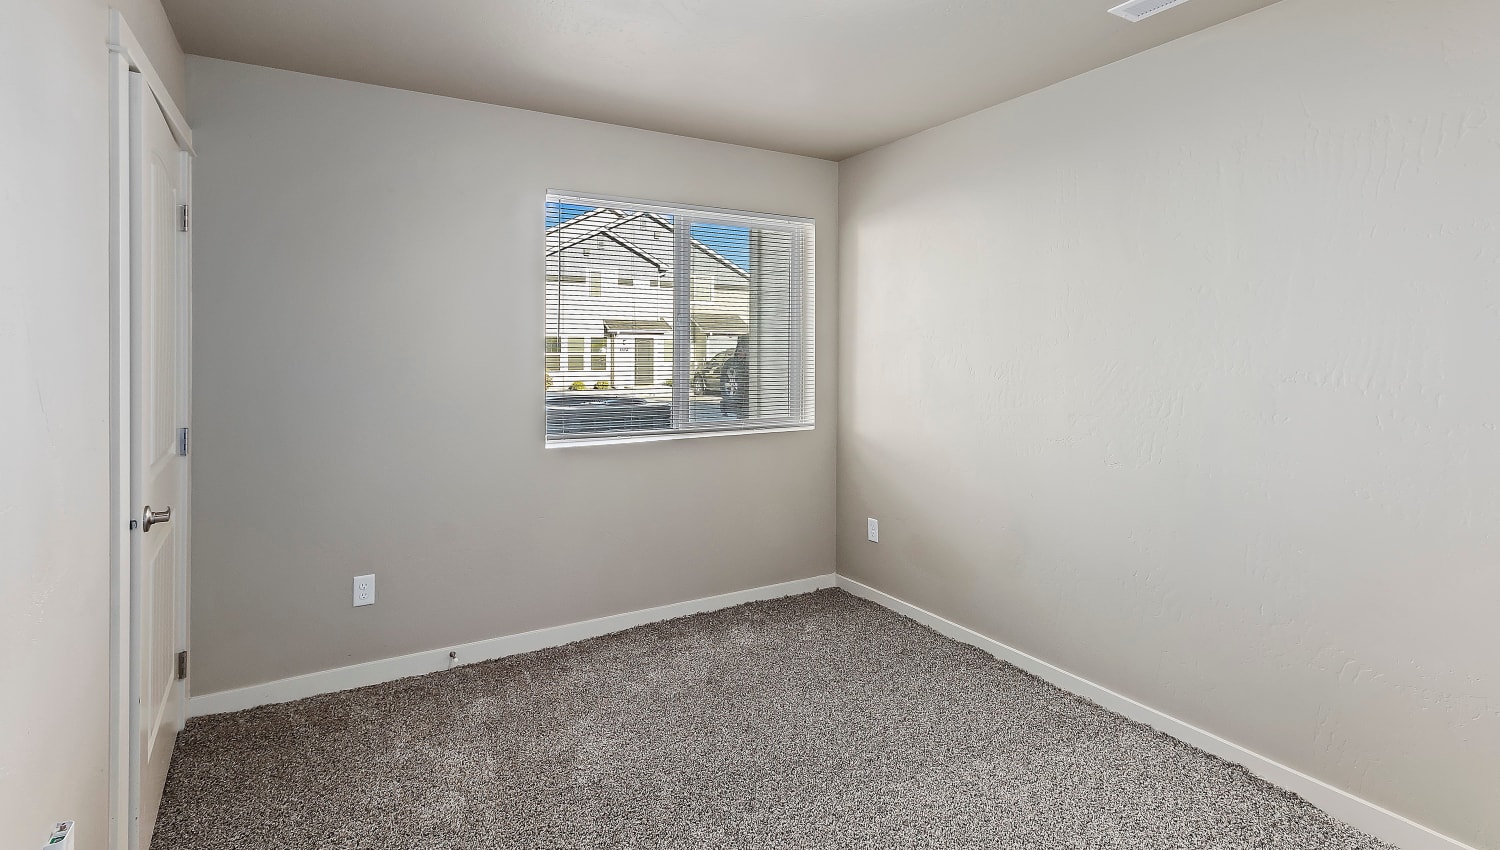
544, 192, 815, 443
545, 336, 561, 372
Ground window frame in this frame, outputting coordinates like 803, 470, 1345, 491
544, 191, 815, 447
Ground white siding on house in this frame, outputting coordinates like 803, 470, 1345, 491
544, 208, 752, 396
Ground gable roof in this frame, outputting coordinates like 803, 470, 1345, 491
546, 208, 750, 282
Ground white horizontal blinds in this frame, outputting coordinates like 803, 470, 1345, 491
545, 200, 677, 436
545, 193, 814, 441
690, 220, 792, 426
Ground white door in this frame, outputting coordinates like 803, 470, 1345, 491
129, 70, 189, 850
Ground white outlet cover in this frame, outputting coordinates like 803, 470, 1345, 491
867, 518, 879, 543
353, 574, 375, 607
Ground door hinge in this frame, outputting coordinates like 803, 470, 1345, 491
176, 650, 188, 680
178, 204, 190, 233
177, 426, 190, 457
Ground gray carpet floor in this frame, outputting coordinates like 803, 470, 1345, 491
154, 589, 1392, 849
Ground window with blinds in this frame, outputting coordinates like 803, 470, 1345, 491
544, 193, 814, 443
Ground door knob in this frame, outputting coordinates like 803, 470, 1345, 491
142, 505, 172, 532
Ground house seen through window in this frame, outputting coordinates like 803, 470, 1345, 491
544, 194, 814, 441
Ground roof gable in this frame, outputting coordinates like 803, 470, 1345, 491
547, 208, 750, 282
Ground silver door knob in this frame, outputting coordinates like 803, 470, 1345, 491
142, 505, 172, 532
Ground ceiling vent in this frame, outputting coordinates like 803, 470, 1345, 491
1108, 0, 1194, 22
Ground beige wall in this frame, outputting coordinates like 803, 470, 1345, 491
0, 3, 182, 849
185, 57, 838, 696
837, 0, 1499, 846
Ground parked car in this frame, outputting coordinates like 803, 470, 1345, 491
545, 393, 671, 435
690, 348, 735, 396
689, 335, 752, 400
718, 337, 749, 416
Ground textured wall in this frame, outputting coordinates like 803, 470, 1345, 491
837, 0, 1499, 846
186, 58, 837, 696
0, 3, 183, 849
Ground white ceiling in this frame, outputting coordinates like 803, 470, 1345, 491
162, 0, 1281, 160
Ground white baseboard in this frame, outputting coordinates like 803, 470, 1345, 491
834, 575, 1477, 850
189, 573, 837, 718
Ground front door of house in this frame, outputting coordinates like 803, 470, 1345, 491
635, 337, 654, 386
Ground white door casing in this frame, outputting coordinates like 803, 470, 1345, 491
109, 14, 194, 850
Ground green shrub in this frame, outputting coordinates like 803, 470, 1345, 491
663, 379, 673, 387
570, 381, 586, 391
593, 381, 611, 390
545, 373, 553, 389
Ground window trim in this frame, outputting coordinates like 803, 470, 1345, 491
546, 424, 814, 450
544, 190, 815, 446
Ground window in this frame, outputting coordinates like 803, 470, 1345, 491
544, 337, 561, 372
544, 193, 814, 443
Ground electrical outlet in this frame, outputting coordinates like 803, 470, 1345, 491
867, 517, 879, 543
353, 574, 375, 607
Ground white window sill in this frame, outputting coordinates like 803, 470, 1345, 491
545, 424, 814, 449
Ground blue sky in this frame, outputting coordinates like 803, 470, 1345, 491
546, 202, 749, 271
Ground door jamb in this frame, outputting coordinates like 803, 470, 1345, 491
108, 13, 193, 850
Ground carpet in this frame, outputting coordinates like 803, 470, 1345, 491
154, 589, 1392, 849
